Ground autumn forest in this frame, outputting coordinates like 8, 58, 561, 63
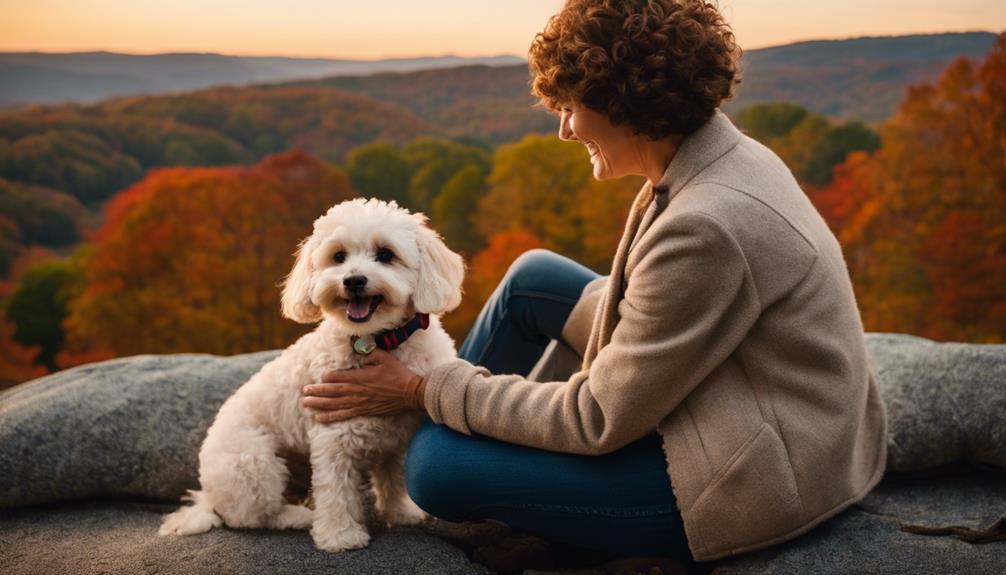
1, 34, 1004, 389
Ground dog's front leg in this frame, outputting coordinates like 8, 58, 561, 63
373, 451, 426, 527
308, 429, 370, 553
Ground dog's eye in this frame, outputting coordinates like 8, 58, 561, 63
376, 248, 394, 263
333, 251, 346, 264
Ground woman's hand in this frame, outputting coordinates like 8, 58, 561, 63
301, 349, 426, 424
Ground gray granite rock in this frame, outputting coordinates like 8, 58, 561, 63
0, 351, 279, 508
0, 500, 489, 575
866, 333, 1006, 472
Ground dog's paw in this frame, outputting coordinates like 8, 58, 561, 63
271, 504, 314, 530
158, 505, 221, 536
384, 496, 427, 527
311, 523, 371, 553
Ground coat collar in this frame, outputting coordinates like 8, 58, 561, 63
584, 111, 745, 366
626, 111, 742, 254
653, 110, 743, 203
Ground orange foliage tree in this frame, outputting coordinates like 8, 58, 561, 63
809, 33, 1006, 342
0, 313, 46, 390
441, 229, 543, 344
62, 150, 356, 359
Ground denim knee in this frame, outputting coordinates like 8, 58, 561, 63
501, 248, 564, 294
404, 422, 473, 521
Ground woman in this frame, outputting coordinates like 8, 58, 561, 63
302, 0, 888, 562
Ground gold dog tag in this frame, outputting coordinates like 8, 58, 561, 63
352, 335, 377, 355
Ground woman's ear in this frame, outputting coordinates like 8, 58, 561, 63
413, 225, 466, 315
281, 237, 322, 324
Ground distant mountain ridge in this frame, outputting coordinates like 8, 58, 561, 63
1, 32, 998, 121
283, 31, 998, 132
0, 52, 523, 108
1, 31, 997, 136
734, 32, 999, 120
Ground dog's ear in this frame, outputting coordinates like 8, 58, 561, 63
281, 237, 322, 324
413, 224, 465, 315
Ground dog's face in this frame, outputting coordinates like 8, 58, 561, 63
280, 198, 465, 334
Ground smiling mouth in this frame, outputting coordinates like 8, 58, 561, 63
344, 294, 384, 323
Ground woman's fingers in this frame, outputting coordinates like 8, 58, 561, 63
301, 394, 362, 410
305, 350, 420, 424
303, 383, 343, 397
308, 397, 402, 423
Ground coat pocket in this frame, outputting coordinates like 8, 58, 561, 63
687, 422, 804, 556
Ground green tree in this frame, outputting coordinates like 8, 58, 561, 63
431, 163, 490, 256
402, 139, 490, 214
0, 312, 46, 390
0, 178, 86, 247
2, 130, 142, 205
345, 142, 413, 207
164, 139, 199, 165
803, 121, 882, 186
0, 215, 19, 276
477, 134, 643, 270
771, 114, 830, 183
4, 258, 80, 370
736, 103, 881, 186
736, 103, 808, 142
478, 135, 591, 260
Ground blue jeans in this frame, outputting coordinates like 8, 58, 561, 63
405, 250, 692, 560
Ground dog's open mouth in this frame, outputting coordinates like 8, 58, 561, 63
345, 294, 384, 323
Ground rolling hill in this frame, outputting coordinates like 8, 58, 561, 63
0, 52, 523, 108
2, 32, 997, 124
305, 31, 998, 125
733, 32, 999, 121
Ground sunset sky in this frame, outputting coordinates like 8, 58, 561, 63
1, 0, 1004, 59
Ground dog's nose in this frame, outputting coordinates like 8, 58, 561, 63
343, 275, 368, 292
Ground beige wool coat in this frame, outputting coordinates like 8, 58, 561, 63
423, 111, 888, 561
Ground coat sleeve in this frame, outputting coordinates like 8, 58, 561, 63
423, 212, 763, 455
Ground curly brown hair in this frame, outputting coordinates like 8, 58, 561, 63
529, 0, 741, 138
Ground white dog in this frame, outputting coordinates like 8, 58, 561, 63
159, 198, 464, 553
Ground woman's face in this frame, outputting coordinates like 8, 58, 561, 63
558, 104, 640, 181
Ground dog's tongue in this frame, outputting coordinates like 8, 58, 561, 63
347, 296, 373, 320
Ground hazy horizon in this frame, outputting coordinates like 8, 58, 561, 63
0, 29, 999, 61
1, 1, 1003, 60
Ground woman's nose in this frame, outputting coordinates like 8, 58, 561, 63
558, 109, 576, 141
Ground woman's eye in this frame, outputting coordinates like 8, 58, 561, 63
376, 248, 394, 263
333, 251, 346, 264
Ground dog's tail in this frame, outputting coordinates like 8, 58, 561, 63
158, 490, 222, 536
